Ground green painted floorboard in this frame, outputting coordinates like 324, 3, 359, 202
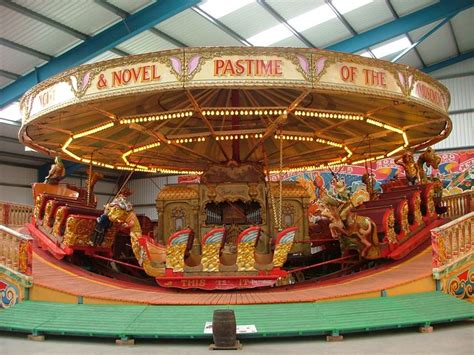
0, 292, 472, 339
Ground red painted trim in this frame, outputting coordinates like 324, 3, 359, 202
27, 223, 66, 260
168, 228, 193, 244
387, 219, 446, 259
155, 272, 286, 290
237, 226, 261, 244
201, 227, 225, 244
275, 226, 298, 244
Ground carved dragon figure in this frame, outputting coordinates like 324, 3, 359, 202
106, 195, 165, 277
417, 147, 441, 182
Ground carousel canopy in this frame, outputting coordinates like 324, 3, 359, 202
19, 47, 451, 174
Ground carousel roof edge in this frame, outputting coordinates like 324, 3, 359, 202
18, 46, 451, 111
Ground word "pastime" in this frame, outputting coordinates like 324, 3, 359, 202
214, 59, 283, 77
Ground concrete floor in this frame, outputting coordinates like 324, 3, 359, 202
1, 321, 472, 355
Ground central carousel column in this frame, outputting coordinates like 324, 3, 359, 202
155, 202, 164, 244
231, 89, 240, 163
191, 203, 201, 254
302, 199, 311, 255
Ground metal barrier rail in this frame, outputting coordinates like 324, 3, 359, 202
431, 212, 473, 269
440, 191, 473, 219
0, 225, 33, 276
0, 201, 33, 227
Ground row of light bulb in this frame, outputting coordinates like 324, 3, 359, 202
119, 111, 194, 124
202, 109, 286, 116
215, 133, 264, 140
294, 110, 364, 120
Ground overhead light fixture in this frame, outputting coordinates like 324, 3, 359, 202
371, 36, 411, 58
198, 0, 253, 19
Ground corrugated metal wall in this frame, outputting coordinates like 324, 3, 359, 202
0, 164, 37, 205
441, 75, 473, 112
431, 58, 474, 79
434, 112, 473, 150
127, 175, 178, 220
433, 74, 473, 150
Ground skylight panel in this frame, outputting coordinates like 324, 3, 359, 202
0, 102, 22, 124
198, 0, 254, 19
332, 0, 373, 14
247, 24, 294, 46
288, 4, 336, 32
371, 36, 411, 58
246, 0, 373, 46
358, 51, 373, 58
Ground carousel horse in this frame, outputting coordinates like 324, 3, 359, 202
395, 151, 420, 185
316, 182, 379, 258
417, 147, 441, 182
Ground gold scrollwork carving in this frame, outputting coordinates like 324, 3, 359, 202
236, 241, 257, 271
201, 243, 221, 272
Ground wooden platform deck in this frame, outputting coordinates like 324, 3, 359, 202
1, 292, 472, 340
30, 221, 441, 305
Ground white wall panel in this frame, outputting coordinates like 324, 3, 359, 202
0, 164, 37, 185
440, 76, 474, 112
434, 74, 473, 150
126, 176, 180, 220
0, 186, 33, 205
431, 58, 474, 79
0, 164, 37, 205
134, 206, 158, 221
434, 113, 473, 150
127, 176, 178, 205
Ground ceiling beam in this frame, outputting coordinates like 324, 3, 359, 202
94, 0, 187, 48
1, 0, 88, 40
422, 50, 474, 73
0, 69, 20, 80
392, 15, 454, 63
448, 21, 461, 56
192, 6, 252, 46
385, 0, 426, 67
0, 0, 200, 108
326, 0, 473, 53
0, 38, 52, 61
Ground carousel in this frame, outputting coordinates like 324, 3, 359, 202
19, 47, 450, 290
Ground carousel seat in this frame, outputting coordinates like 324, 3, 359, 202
35, 193, 82, 222
200, 227, 226, 272
219, 226, 262, 271
387, 183, 436, 216
353, 206, 396, 244
52, 204, 102, 239
379, 190, 423, 227
166, 228, 194, 272
255, 226, 297, 270
362, 197, 410, 239
44, 198, 95, 230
